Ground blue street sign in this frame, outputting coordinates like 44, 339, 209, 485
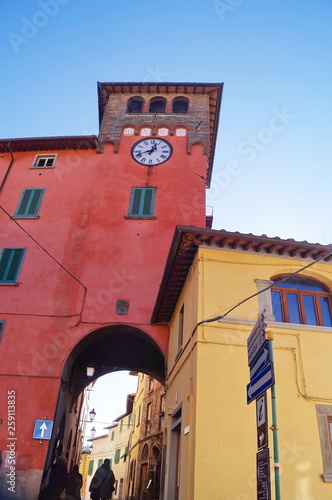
33, 420, 53, 440
247, 362, 274, 404
247, 312, 267, 366
250, 343, 271, 381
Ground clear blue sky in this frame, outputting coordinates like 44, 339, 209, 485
1, 0, 331, 427
1, 0, 331, 243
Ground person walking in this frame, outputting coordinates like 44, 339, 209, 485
43, 455, 68, 500
66, 464, 83, 499
89, 458, 115, 500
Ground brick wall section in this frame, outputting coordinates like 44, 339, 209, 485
98, 92, 210, 155
135, 379, 164, 497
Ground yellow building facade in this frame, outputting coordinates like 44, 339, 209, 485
79, 449, 92, 500
152, 226, 332, 499
127, 373, 145, 499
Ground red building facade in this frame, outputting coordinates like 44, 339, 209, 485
0, 82, 223, 499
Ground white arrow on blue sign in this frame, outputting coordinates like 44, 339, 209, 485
247, 362, 274, 404
250, 343, 271, 381
33, 420, 53, 440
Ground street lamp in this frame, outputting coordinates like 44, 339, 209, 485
81, 426, 96, 441
89, 409, 96, 422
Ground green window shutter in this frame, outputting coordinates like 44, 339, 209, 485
0, 249, 25, 283
15, 188, 44, 217
142, 189, 153, 215
129, 188, 155, 217
131, 188, 142, 215
98, 459, 103, 467
115, 449, 121, 464
88, 460, 94, 475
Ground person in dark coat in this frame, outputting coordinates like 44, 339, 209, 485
44, 455, 68, 500
66, 464, 83, 500
89, 458, 116, 500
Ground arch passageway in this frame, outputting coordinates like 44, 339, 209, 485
44, 324, 166, 476
64, 324, 166, 401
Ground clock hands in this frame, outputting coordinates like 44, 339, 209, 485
141, 143, 158, 155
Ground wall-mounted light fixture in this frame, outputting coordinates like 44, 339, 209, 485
89, 409, 96, 422
87, 366, 95, 377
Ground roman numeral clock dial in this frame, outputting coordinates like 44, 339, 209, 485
131, 138, 173, 165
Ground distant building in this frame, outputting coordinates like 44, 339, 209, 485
79, 447, 92, 499
127, 374, 165, 500
112, 395, 135, 500
86, 394, 134, 500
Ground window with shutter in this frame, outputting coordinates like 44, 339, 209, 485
88, 460, 94, 475
128, 188, 156, 218
115, 449, 121, 464
0, 248, 25, 284
15, 188, 45, 218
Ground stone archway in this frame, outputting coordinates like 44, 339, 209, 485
41, 324, 166, 492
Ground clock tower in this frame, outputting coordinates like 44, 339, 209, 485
97, 81, 222, 187
85, 81, 224, 325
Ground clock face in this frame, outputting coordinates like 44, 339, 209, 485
131, 138, 173, 165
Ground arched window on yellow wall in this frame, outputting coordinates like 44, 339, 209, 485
271, 275, 332, 326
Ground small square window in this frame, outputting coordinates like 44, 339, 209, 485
127, 188, 156, 218
0, 248, 25, 284
31, 154, 57, 169
14, 188, 45, 218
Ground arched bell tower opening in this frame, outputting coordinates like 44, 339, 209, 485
43, 324, 166, 480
